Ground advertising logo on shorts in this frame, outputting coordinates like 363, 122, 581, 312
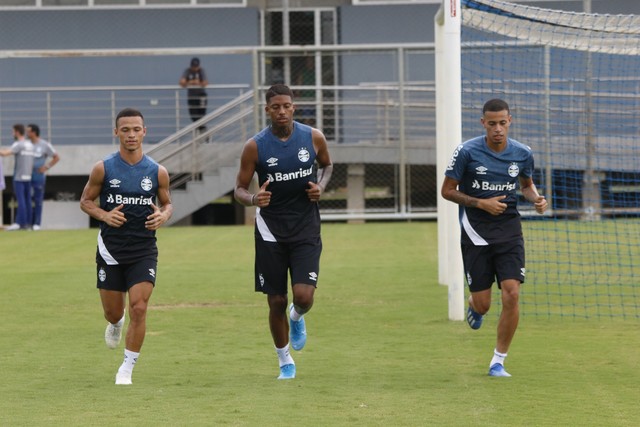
508, 163, 519, 178
141, 176, 153, 191
98, 267, 107, 282
298, 148, 310, 163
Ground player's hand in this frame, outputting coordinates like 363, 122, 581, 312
254, 180, 272, 207
534, 196, 548, 214
481, 195, 508, 216
145, 203, 166, 230
306, 181, 323, 202
104, 204, 127, 228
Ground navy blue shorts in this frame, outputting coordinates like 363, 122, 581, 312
96, 259, 157, 292
461, 238, 525, 293
254, 236, 322, 295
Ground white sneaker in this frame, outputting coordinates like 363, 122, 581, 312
104, 315, 124, 349
115, 371, 132, 385
32, 225, 41, 231
5, 223, 20, 231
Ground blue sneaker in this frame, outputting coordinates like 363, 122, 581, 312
488, 363, 512, 377
277, 363, 296, 380
289, 303, 307, 351
466, 306, 483, 330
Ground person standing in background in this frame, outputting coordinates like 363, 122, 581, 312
0, 124, 34, 231
27, 124, 60, 230
179, 57, 209, 133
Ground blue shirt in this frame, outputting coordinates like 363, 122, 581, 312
97, 153, 160, 264
445, 136, 534, 245
254, 121, 320, 242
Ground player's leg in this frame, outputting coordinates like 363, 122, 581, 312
100, 289, 126, 324
489, 239, 525, 377
14, 181, 31, 228
22, 182, 32, 229
31, 180, 45, 228
496, 278, 520, 355
113, 260, 157, 385
256, 238, 295, 378
196, 95, 208, 132
288, 237, 321, 351
462, 244, 494, 329
268, 294, 296, 379
124, 281, 154, 353
267, 294, 289, 348
112, 281, 153, 385
188, 97, 199, 123
487, 279, 520, 377
97, 265, 127, 350
291, 284, 315, 315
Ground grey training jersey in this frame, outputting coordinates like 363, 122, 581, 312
10, 139, 35, 182
445, 136, 534, 246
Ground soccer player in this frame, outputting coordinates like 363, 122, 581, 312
234, 84, 333, 380
80, 108, 173, 385
441, 99, 547, 377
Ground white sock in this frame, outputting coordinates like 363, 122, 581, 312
275, 344, 295, 368
118, 349, 140, 374
114, 314, 125, 328
289, 305, 303, 322
490, 349, 507, 367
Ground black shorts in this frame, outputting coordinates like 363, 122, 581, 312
255, 236, 322, 295
461, 238, 525, 293
96, 259, 157, 292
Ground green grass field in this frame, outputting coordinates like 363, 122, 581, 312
0, 222, 637, 426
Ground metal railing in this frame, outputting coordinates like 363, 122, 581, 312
0, 84, 252, 147
145, 90, 255, 190
1, 43, 440, 219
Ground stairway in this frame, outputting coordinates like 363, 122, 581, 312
168, 164, 239, 225
145, 90, 256, 225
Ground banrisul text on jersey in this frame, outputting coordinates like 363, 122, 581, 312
254, 121, 321, 243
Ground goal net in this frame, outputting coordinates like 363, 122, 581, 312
445, 0, 640, 318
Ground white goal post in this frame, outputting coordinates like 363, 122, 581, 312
435, 0, 465, 321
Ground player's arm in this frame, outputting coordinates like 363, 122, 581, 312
198, 70, 208, 87
79, 161, 127, 227
519, 176, 547, 214
0, 142, 19, 157
39, 151, 60, 173
441, 176, 507, 216
307, 128, 333, 202
146, 165, 173, 230
234, 139, 271, 208
179, 71, 189, 88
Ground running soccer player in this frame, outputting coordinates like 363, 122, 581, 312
234, 84, 333, 380
80, 108, 173, 385
441, 99, 547, 377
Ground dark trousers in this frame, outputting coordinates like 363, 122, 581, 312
32, 179, 45, 226
13, 180, 32, 228
188, 94, 208, 131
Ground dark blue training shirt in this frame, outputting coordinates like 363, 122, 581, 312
254, 121, 320, 243
445, 136, 534, 246
97, 153, 160, 264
